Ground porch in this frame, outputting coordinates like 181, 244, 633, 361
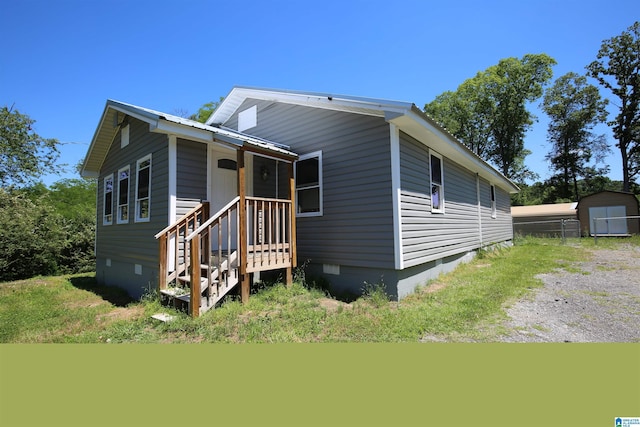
155, 148, 298, 317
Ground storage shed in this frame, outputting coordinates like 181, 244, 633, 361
511, 203, 578, 237
576, 190, 639, 236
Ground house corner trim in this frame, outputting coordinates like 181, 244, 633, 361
390, 123, 404, 270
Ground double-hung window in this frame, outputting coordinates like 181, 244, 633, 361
117, 166, 130, 224
295, 151, 322, 216
430, 152, 444, 213
135, 155, 151, 222
103, 174, 114, 225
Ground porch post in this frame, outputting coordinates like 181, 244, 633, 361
238, 149, 250, 303
287, 162, 297, 286
158, 234, 167, 291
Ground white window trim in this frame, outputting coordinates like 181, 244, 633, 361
103, 173, 114, 226
117, 165, 130, 224
429, 151, 444, 214
490, 184, 497, 219
295, 150, 323, 217
135, 154, 152, 223
121, 124, 130, 148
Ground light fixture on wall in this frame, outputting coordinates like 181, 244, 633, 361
260, 165, 270, 182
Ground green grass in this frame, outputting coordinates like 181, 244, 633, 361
2, 236, 636, 343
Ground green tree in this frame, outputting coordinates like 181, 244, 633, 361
0, 105, 60, 187
0, 188, 64, 280
425, 54, 556, 182
189, 97, 225, 123
542, 72, 609, 200
48, 179, 96, 273
586, 21, 640, 192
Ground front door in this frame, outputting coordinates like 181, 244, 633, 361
209, 148, 240, 252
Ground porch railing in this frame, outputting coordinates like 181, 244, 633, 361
245, 196, 294, 273
156, 196, 295, 316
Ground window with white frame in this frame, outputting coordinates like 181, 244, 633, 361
103, 174, 114, 225
490, 184, 497, 218
135, 155, 151, 222
117, 166, 130, 224
295, 151, 322, 216
430, 152, 444, 213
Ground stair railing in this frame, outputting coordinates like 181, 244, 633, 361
155, 202, 210, 292
185, 197, 241, 317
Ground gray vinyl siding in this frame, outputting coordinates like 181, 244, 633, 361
479, 178, 513, 244
225, 99, 395, 269
399, 132, 481, 267
176, 139, 207, 200
95, 117, 168, 297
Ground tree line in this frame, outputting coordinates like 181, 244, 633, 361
425, 21, 639, 204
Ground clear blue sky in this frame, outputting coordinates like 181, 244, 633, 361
1, 0, 636, 186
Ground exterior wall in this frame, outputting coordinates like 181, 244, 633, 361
222, 100, 514, 300
479, 177, 513, 245
177, 138, 207, 200
95, 117, 169, 298
224, 99, 396, 270
302, 250, 478, 301
399, 131, 512, 268
577, 191, 640, 235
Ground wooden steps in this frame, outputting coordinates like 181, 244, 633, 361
160, 251, 239, 315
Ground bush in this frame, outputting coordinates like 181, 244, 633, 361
0, 189, 65, 280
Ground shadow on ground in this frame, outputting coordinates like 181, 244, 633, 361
69, 276, 134, 307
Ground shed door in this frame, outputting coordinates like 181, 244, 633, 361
588, 206, 627, 235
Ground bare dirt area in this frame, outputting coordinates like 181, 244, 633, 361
499, 244, 640, 343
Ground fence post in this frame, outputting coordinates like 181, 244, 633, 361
593, 218, 598, 245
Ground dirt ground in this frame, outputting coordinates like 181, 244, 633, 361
498, 244, 640, 343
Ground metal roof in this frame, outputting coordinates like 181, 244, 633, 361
511, 203, 578, 218
81, 99, 297, 177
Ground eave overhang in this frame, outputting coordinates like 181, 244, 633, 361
81, 100, 297, 178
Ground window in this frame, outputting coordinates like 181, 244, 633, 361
295, 151, 322, 216
117, 166, 130, 224
430, 152, 444, 213
136, 155, 151, 222
490, 184, 497, 218
103, 174, 114, 225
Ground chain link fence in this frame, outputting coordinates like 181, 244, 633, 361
513, 219, 581, 242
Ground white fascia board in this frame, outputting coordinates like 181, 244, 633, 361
149, 120, 213, 143
208, 86, 411, 125
107, 102, 159, 125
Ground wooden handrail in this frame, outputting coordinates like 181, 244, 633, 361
155, 201, 209, 291
186, 196, 240, 242
154, 202, 208, 239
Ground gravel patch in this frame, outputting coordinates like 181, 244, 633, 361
499, 244, 640, 343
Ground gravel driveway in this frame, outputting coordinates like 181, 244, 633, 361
499, 244, 640, 342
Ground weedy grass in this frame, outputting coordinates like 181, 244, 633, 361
3, 236, 633, 343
